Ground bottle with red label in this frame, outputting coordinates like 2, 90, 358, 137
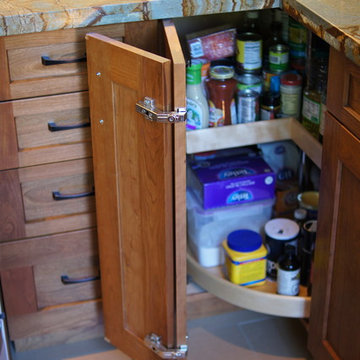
206, 65, 238, 127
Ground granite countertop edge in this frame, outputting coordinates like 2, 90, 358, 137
0, 0, 359, 65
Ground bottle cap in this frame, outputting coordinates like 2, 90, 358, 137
281, 73, 302, 86
227, 229, 262, 253
210, 65, 234, 80
186, 62, 202, 85
294, 208, 307, 221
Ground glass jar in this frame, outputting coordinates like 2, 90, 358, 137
280, 73, 302, 118
206, 65, 237, 126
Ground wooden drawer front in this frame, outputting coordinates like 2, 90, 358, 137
0, 228, 100, 315
0, 24, 125, 100
34, 254, 100, 308
20, 158, 95, 222
0, 159, 96, 242
0, 92, 91, 170
8, 300, 103, 351
328, 47, 360, 138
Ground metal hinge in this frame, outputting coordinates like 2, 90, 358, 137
136, 97, 186, 123
144, 333, 188, 359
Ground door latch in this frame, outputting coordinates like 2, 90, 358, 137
136, 97, 186, 123
144, 333, 188, 359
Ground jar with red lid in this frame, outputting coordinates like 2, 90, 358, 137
205, 65, 237, 126
280, 73, 302, 118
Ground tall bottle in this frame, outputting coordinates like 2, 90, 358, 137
301, 58, 328, 140
277, 245, 300, 296
186, 62, 209, 130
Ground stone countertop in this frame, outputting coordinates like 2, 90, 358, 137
283, 0, 360, 65
0, 0, 359, 64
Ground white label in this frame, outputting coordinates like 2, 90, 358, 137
244, 42, 262, 69
302, 96, 321, 124
209, 100, 224, 127
186, 97, 205, 130
189, 39, 204, 58
277, 268, 300, 296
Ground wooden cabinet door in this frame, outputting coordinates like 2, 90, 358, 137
308, 113, 360, 360
86, 20, 186, 360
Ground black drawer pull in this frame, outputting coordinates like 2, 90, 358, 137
48, 121, 90, 132
61, 274, 100, 285
52, 188, 94, 201
41, 54, 87, 66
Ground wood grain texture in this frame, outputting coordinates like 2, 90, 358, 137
0, 228, 100, 309
308, 113, 360, 360
9, 300, 103, 350
124, 20, 159, 53
19, 158, 95, 222
327, 47, 360, 139
0, 37, 10, 99
0, 101, 18, 170
0, 169, 25, 242
1, 92, 92, 168
162, 19, 187, 347
0, 266, 38, 317
87, 30, 176, 359
2, 24, 125, 100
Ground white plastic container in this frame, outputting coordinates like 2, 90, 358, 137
187, 189, 274, 267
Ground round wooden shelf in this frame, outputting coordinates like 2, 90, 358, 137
187, 250, 311, 318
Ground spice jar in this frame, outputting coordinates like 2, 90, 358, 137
206, 65, 237, 126
280, 73, 302, 119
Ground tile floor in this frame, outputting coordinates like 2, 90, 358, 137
11, 309, 312, 360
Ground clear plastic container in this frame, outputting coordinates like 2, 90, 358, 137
186, 189, 274, 267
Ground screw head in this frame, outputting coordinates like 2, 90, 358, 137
99, 119, 104, 124
96, 72, 101, 76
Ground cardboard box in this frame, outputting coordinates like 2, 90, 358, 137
187, 155, 276, 209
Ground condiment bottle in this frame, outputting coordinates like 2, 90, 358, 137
206, 65, 237, 127
280, 73, 302, 119
186, 62, 209, 130
277, 245, 300, 296
301, 62, 327, 139
260, 75, 281, 120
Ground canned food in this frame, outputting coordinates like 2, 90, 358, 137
236, 32, 262, 73
237, 89, 259, 123
265, 218, 300, 279
269, 44, 289, 71
288, 18, 307, 58
235, 72, 262, 94
262, 67, 284, 91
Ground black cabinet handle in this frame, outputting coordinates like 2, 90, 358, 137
61, 274, 100, 285
41, 54, 86, 66
48, 121, 90, 132
52, 188, 94, 201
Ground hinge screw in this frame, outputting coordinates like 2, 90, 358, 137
99, 119, 104, 124
96, 72, 101, 76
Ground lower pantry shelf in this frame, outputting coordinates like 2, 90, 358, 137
187, 250, 311, 319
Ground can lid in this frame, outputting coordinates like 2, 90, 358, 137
227, 229, 262, 252
281, 73, 302, 86
210, 65, 234, 80
265, 218, 300, 240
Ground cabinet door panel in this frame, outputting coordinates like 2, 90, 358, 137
308, 113, 360, 360
86, 23, 186, 360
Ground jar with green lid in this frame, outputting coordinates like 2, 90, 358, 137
205, 65, 237, 127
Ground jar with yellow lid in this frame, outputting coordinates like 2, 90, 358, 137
222, 229, 267, 287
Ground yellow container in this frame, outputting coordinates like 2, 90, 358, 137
222, 229, 267, 287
